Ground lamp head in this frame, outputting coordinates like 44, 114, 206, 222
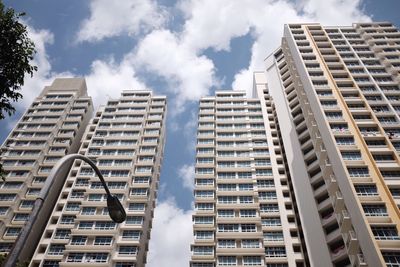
107, 195, 126, 223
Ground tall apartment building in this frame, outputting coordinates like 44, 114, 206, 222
261, 22, 400, 267
0, 78, 93, 254
29, 91, 166, 267
190, 90, 307, 267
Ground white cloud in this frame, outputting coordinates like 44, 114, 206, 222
4, 23, 71, 130
177, 164, 195, 190
16, 25, 56, 109
180, 0, 251, 52
76, 0, 166, 43
301, 0, 370, 24
134, 29, 216, 113
232, 0, 371, 94
147, 199, 193, 267
177, 0, 371, 95
85, 56, 147, 107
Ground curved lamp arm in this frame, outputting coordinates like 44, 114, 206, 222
4, 154, 126, 267
44, 154, 126, 223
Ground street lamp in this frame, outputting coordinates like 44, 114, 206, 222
4, 153, 126, 267
66, 154, 127, 223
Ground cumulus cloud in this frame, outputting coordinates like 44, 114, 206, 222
176, 0, 371, 95
3, 23, 73, 130
85, 56, 147, 107
147, 199, 193, 267
70, 0, 373, 114
231, 0, 371, 94
16, 25, 56, 109
177, 164, 195, 190
134, 29, 216, 113
76, 0, 166, 42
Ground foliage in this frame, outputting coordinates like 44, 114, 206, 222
0, 1, 37, 120
0, 254, 6, 265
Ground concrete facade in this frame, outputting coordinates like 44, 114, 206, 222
262, 22, 400, 267
29, 91, 166, 267
190, 91, 306, 267
0, 78, 93, 258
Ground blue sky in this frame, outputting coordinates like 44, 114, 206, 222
1, 0, 399, 265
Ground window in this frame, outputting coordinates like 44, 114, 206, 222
129, 203, 145, 211
218, 210, 234, 217
13, 213, 29, 222
4, 227, 21, 237
196, 168, 214, 175
196, 190, 214, 198
255, 159, 270, 166
371, 226, 399, 240
218, 184, 236, 191
348, 167, 369, 177
238, 184, 253, 191
95, 221, 116, 230
48, 244, 65, 255
373, 154, 394, 161
264, 232, 284, 241
256, 169, 272, 176
79, 221, 94, 229
262, 218, 281, 227
126, 216, 143, 225
84, 253, 108, 263
65, 203, 80, 212
193, 246, 213, 255
43, 260, 60, 267
218, 172, 236, 179
257, 179, 274, 188
122, 230, 141, 240
218, 256, 236, 266
130, 188, 148, 196
265, 247, 286, 257
197, 158, 214, 164
196, 203, 213, 211
20, 200, 35, 209
218, 240, 236, 248
195, 231, 213, 240
242, 240, 260, 248
71, 236, 87, 245
381, 171, 400, 179
240, 210, 257, 217
390, 188, 400, 198
81, 207, 96, 215
218, 224, 239, 232
194, 216, 213, 225
341, 151, 362, 160
336, 137, 355, 145
355, 184, 378, 196
243, 256, 262, 266
259, 191, 277, 200
260, 204, 279, 213
94, 236, 113, 245
382, 251, 400, 267
54, 229, 70, 239
134, 177, 150, 184
196, 179, 213, 186
363, 204, 388, 216
119, 246, 138, 256
241, 224, 256, 232
239, 196, 253, 204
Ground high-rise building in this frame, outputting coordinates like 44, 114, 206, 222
29, 90, 166, 267
190, 90, 307, 267
261, 22, 400, 266
0, 78, 93, 255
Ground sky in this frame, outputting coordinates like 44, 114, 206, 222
1, 0, 399, 265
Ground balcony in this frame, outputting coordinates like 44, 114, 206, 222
344, 230, 359, 254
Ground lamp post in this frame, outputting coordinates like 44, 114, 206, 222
4, 154, 126, 267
